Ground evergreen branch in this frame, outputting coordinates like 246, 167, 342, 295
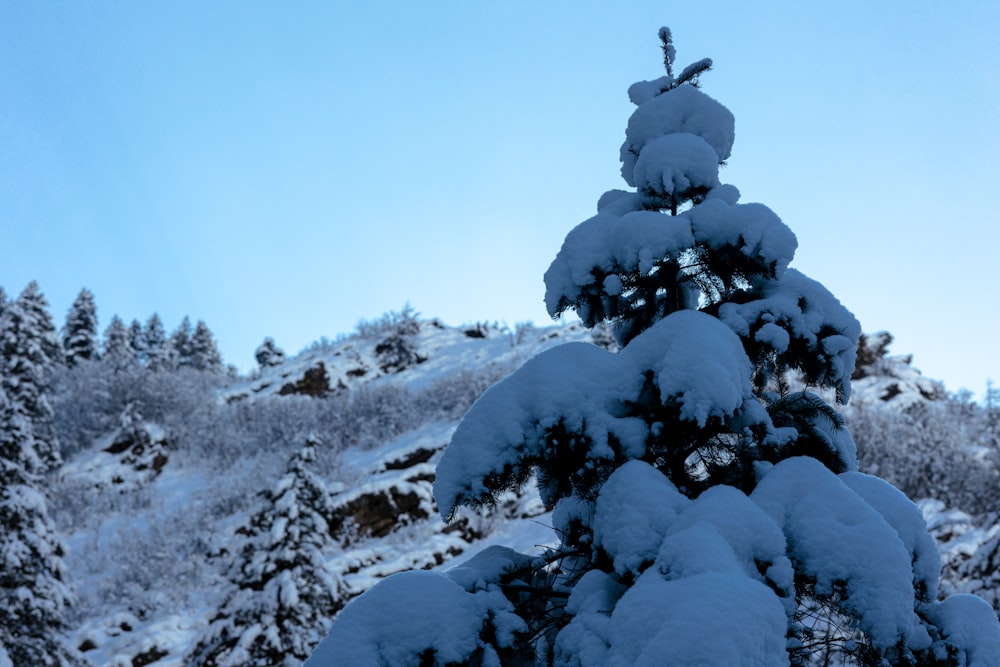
658, 26, 675, 78
676, 58, 713, 87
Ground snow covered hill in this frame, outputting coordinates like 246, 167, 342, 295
54, 316, 597, 665
46, 316, 998, 666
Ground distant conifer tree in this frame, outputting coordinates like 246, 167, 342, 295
60, 289, 99, 367
169, 316, 194, 370
0, 282, 62, 472
143, 313, 169, 371
102, 316, 135, 372
127, 319, 145, 366
189, 320, 223, 373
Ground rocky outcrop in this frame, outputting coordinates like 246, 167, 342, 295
329, 478, 434, 541
278, 361, 331, 397
850, 331, 945, 407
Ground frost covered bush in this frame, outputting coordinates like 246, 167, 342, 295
850, 399, 1000, 516
369, 305, 424, 374
354, 305, 421, 340
307, 28, 1000, 666
414, 366, 514, 422
51, 363, 223, 460
342, 384, 421, 450
955, 531, 1000, 616
66, 506, 214, 623
206, 396, 339, 466
201, 376, 425, 462
254, 337, 286, 368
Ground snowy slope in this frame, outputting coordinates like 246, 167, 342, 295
50, 317, 986, 666
56, 318, 593, 666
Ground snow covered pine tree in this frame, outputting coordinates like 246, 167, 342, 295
306, 28, 1000, 666
0, 391, 88, 667
61, 288, 99, 367
1, 289, 87, 665
142, 313, 169, 371
188, 320, 224, 373
101, 315, 136, 372
0, 282, 64, 473
188, 438, 347, 667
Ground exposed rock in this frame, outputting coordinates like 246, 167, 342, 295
278, 362, 331, 397
329, 479, 433, 540
132, 645, 168, 667
404, 468, 436, 484
463, 324, 488, 338
850, 330, 946, 408
384, 446, 436, 471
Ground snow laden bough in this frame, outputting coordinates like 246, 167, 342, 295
307, 26, 1000, 666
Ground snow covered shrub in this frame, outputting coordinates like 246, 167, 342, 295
69, 505, 213, 622
49, 360, 110, 459
373, 309, 425, 374
254, 337, 287, 368
852, 331, 895, 380
374, 330, 425, 374
345, 384, 422, 450
354, 304, 421, 340
850, 400, 1000, 516
956, 531, 1000, 616
51, 362, 223, 461
209, 396, 330, 465
308, 27, 1000, 666
413, 366, 514, 422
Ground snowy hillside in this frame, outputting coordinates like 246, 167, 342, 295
52, 316, 597, 666
17, 311, 999, 666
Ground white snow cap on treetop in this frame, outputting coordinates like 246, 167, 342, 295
621, 83, 735, 188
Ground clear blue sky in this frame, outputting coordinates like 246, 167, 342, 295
2, 2, 998, 395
